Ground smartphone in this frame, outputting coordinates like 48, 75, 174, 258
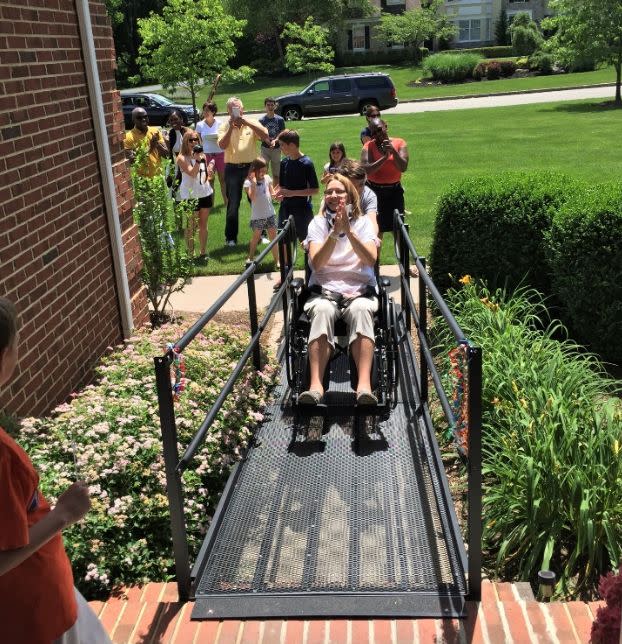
232, 107, 241, 119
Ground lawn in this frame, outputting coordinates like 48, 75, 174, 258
168, 64, 618, 112
192, 98, 622, 276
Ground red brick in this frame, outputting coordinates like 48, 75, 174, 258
262, 620, 284, 644
285, 620, 305, 644
170, 603, 200, 644
111, 599, 145, 643
463, 601, 486, 644
565, 602, 594, 643
525, 601, 550, 642
350, 619, 369, 644
130, 600, 164, 644
218, 620, 242, 643
99, 595, 127, 636
395, 619, 414, 643
88, 600, 105, 617
415, 618, 438, 643
307, 619, 327, 644
481, 580, 506, 643
546, 602, 579, 643
149, 602, 184, 642
141, 582, 166, 604
327, 620, 348, 643
495, 582, 516, 603
194, 620, 220, 644
502, 601, 532, 643
372, 620, 393, 644
239, 620, 261, 644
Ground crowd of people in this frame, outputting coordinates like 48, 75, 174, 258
123, 97, 411, 406
123, 97, 409, 269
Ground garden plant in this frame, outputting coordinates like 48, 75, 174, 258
433, 279, 622, 599
14, 317, 279, 598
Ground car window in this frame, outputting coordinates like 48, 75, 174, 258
354, 76, 391, 89
150, 95, 174, 106
332, 79, 351, 93
121, 97, 132, 106
310, 81, 329, 93
133, 96, 149, 107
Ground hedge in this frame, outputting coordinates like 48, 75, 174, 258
430, 173, 622, 364
430, 172, 576, 295
450, 46, 514, 59
422, 52, 482, 83
547, 184, 622, 364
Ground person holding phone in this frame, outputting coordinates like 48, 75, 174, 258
123, 107, 169, 177
217, 97, 269, 247
177, 131, 215, 262
360, 118, 408, 240
196, 101, 226, 207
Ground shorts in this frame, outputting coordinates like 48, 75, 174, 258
250, 215, 277, 231
368, 182, 404, 233
260, 147, 282, 179
196, 194, 213, 209
204, 152, 225, 173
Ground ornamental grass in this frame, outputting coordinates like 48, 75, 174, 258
16, 316, 279, 598
433, 279, 622, 599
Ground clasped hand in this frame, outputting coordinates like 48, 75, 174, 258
332, 199, 350, 236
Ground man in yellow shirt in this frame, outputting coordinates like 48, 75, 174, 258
123, 108, 169, 178
217, 97, 268, 246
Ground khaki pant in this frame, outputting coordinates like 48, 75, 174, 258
260, 146, 282, 181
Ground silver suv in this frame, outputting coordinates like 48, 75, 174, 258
275, 73, 398, 120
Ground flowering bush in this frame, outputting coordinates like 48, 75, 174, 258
17, 317, 279, 598
591, 565, 622, 643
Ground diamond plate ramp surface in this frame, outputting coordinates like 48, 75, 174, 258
192, 339, 466, 619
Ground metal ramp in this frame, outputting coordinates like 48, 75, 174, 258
190, 325, 468, 619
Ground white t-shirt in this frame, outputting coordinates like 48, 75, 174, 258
243, 176, 275, 221
196, 118, 222, 154
306, 215, 377, 297
178, 157, 214, 200
361, 185, 378, 216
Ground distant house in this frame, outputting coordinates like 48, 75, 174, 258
339, 0, 551, 56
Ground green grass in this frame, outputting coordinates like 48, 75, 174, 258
168, 64, 618, 112
193, 98, 622, 276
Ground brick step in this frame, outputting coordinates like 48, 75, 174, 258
90, 580, 601, 644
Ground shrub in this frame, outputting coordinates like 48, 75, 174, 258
422, 52, 482, 82
430, 172, 577, 295
546, 183, 622, 365
248, 57, 284, 77
335, 49, 412, 67
529, 51, 555, 75
17, 317, 280, 598
486, 61, 502, 80
473, 61, 487, 81
451, 46, 513, 58
498, 60, 516, 77
591, 566, 622, 643
510, 12, 543, 56
435, 281, 622, 598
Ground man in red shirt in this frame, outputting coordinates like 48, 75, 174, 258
0, 297, 111, 643
360, 118, 409, 239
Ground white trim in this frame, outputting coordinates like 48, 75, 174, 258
76, 0, 134, 337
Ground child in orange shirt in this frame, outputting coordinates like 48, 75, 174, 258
0, 298, 111, 643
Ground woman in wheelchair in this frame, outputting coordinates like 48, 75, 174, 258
298, 174, 379, 406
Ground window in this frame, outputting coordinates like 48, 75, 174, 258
352, 25, 367, 51
332, 79, 351, 93
310, 81, 329, 93
457, 19, 481, 42
354, 76, 390, 89
385, 0, 405, 4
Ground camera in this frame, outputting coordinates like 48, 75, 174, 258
231, 107, 241, 119
192, 145, 203, 154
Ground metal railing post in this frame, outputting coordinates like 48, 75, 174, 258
418, 257, 428, 406
467, 346, 482, 602
154, 355, 191, 601
401, 222, 411, 332
246, 272, 261, 371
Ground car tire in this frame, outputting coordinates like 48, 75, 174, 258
282, 106, 302, 121
360, 100, 379, 116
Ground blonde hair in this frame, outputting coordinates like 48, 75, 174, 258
321, 174, 362, 220
179, 130, 200, 158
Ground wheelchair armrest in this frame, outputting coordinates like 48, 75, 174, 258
380, 277, 391, 289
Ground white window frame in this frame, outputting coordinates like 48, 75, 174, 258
456, 18, 482, 43
351, 24, 368, 52
385, 0, 405, 4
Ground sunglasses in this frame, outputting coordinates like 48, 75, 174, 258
189, 138, 199, 142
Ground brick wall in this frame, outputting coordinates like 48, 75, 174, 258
0, 0, 148, 417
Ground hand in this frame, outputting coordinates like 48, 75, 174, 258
270, 139, 278, 149
381, 139, 393, 155
333, 198, 350, 235
275, 187, 291, 199
54, 481, 91, 527
248, 170, 256, 183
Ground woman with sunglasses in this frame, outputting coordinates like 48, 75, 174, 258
177, 130, 215, 263
298, 174, 379, 406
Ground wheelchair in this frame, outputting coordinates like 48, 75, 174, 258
284, 258, 399, 413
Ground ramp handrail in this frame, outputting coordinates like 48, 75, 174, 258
393, 212, 482, 602
154, 218, 298, 601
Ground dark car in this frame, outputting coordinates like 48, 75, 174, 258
274, 72, 398, 120
121, 92, 199, 129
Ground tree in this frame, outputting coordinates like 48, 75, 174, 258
137, 0, 253, 123
375, 0, 457, 62
222, 0, 374, 67
546, 0, 622, 105
495, 8, 510, 46
509, 12, 543, 56
282, 18, 335, 76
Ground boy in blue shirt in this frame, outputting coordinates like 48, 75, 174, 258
275, 129, 319, 243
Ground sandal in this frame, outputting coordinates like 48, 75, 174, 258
356, 390, 378, 406
298, 390, 323, 405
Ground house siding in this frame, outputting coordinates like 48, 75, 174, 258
0, 0, 148, 417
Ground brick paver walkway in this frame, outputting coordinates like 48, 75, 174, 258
89, 579, 601, 643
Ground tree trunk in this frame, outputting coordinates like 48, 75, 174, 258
275, 30, 285, 67
615, 55, 622, 106
190, 85, 197, 127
